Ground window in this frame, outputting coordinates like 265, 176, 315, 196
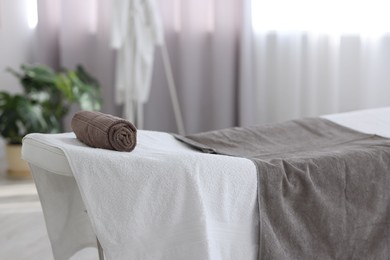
26, 0, 38, 29
251, 0, 390, 35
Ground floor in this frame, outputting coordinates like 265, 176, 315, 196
0, 171, 98, 260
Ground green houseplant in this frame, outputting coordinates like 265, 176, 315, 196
0, 64, 102, 177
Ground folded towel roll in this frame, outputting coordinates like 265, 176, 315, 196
71, 111, 137, 152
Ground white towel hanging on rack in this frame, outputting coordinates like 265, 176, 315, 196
111, 0, 185, 134
111, 0, 163, 128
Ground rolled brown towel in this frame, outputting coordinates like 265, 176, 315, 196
71, 111, 137, 152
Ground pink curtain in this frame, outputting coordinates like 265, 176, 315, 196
35, 0, 251, 134
35, 0, 119, 131
146, 0, 247, 133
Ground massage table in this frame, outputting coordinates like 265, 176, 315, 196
21, 107, 390, 260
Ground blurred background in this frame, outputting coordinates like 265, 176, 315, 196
2, 0, 390, 135
1, 0, 390, 258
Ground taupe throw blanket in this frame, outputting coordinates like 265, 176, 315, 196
175, 118, 390, 259
71, 111, 137, 152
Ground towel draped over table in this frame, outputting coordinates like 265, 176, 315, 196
176, 117, 390, 259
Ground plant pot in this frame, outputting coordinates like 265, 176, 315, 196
5, 144, 31, 178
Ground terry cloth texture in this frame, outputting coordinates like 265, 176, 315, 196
175, 117, 390, 259
71, 111, 137, 152
23, 131, 258, 260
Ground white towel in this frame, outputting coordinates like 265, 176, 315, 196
24, 131, 259, 260
111, 0, 163, 128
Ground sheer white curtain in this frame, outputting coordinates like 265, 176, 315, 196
248, 0, 390, 125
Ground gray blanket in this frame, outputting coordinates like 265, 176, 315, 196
175, 118, 390, 259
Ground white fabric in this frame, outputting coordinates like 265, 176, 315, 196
111, 0, 163, 128
22, 107, 390, 259
322, 106, 390, 138
246, 10, 390, 126
23, 131, 258, 260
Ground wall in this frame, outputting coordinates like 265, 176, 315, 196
0, 0, 35, 171
0, 0, 35, 92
